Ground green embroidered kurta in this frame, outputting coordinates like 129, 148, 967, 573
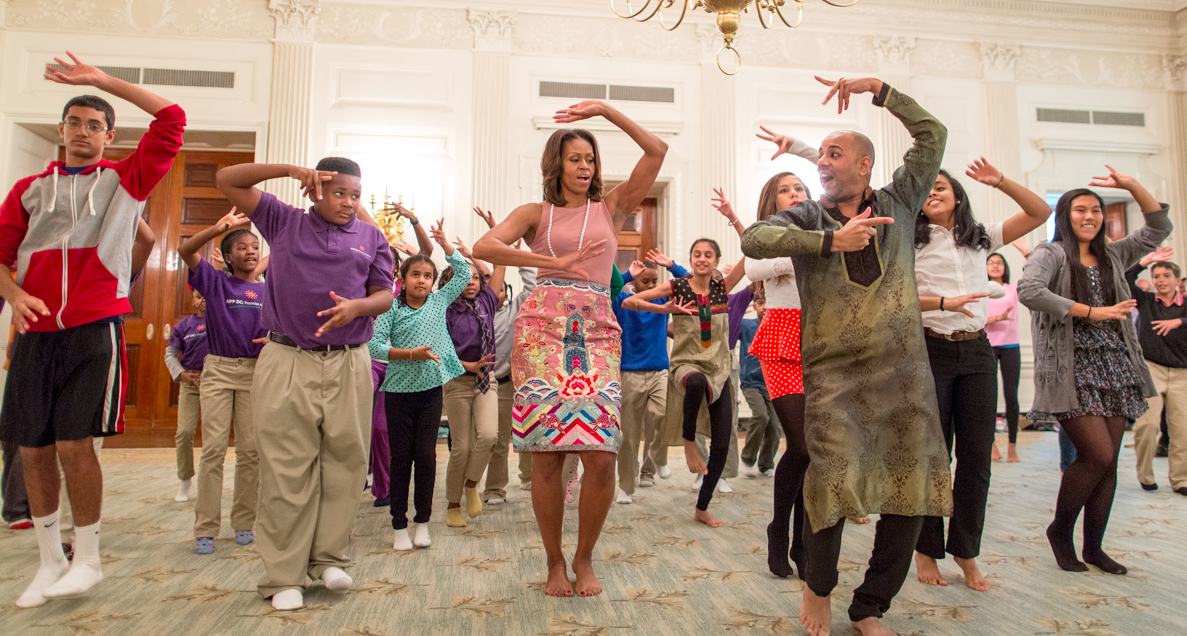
740, 87, 954, 531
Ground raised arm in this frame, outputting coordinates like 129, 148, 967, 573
756, 127, 820, 165
554, 101, 668, 226
712, 189, 746, 238
965, 158, 1052, 245
179, 209, 249, 271
645, 248, 688, 278
1091, 166, 1173, 269
723, 256, 748, 293
46, 51, 173, 115
398, 204, 433, 257
215, 163, 335, 216
473, 203, 607, 280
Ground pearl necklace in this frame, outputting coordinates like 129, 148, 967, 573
546, 198, 591, 258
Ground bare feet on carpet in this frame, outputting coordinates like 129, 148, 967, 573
571, 555, 603, 596
954, 556, 992, 591
1007, 443, 1020, 463
847, 516, 871, 524
800, 587, 832, 636
694, 509, 724, 528
851, 617, 895, 636
914, 552, 948, 586
992, 443, 1002, 461
544, 560, 574, 597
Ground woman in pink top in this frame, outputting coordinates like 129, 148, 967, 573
474, 101, 669, 598
985, 250, 1022, 462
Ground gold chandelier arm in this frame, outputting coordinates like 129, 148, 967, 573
638, 0, 667, 22
757, 1, 770, 29
610, 0, 655, 20
717, 44, 741, 75
774, 0, 804, 27
820, 0, 859, 7
658, 0, 691, 31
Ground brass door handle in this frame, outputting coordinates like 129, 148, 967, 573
146, 323, 155, 340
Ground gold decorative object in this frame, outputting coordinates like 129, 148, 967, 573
372, 192, 410, 245
611, 0, 857, 75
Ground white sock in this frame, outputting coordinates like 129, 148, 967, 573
271, 588, 303, 611
320, 566, 352, 592
392, 528, 413, 551
43, 520, 102, 599
174, 479, 192, 502
413, 524, 432, 548
16, 511, 70, 608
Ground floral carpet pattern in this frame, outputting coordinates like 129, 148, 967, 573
1, 431, 1184, 635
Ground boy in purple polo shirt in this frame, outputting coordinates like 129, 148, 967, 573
164, 287, 208, 503
215, 157, 394, 611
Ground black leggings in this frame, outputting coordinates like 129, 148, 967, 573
1049, 415, 1128, 573
993, 346, 1021, 444
386, 386, 443, 530
804, 514, 924, 623
682, 374, 733, 511
768, 393, 808, 577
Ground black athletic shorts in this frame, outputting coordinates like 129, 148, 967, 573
0, 322, 127, 448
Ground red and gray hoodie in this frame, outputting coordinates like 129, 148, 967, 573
0, 104, 185, 330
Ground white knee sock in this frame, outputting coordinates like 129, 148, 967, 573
16, 511, 70, 608
43, 520, 102, 598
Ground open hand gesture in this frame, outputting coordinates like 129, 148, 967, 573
992, 306, 1014, 323
461, 353, 496, 374
44, 52, 109, 87
1152, 319, 1182, 336
756, 126, 797, 161
289, 167, 336, 201
391, 239, 418, 256
831, 210, 894, 252
965, 158, 1003, 187
410, 345, 442, 364
646, 248, 675, 269
711, 188, 737, 222
1088, 299, 1138, 322
658, 299, 697, 315
9, 292, 50, 334
1089, 164, 1138, 192
1142, 245, 1174, 267
554, 100, 608, 124
453, 237, 474, 260
179, 370, 201, 389
315, 291, 361, 337
216, 207, 249, 233
942, 293, 991, 318
392, 204, 418, 223
473, 206, 496, 229
628, 260, 646, 279
816, 76, 885, 114
553, 239, 608, 281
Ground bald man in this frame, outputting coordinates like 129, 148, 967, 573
742, 77, 953, 636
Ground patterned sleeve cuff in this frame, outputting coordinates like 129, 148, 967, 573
820, 231, 834, 257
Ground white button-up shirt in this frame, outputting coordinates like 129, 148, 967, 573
915, 221, 1005, 334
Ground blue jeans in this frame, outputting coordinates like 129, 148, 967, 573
1058, 425, 1077, 473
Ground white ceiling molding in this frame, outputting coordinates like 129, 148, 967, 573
531, 116, 683, 136
1033, 138, 1162, 155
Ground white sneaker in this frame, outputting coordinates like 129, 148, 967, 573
691, 474, 704, 491
616, 489, 633, 504
392, 528, 413, 551
272, 589, 303, 611
320, 566, 352, 592
366, 473, 374, 490
174, 479, 192, 502
638, 477, 655, 488
760, 468, 775, 477
658, 465, 672, 480
519, 482, 532, 491
717, 479, 733, 493
413, 523, 432, 548
742, 464, 759, 478
486, 497, 505, 505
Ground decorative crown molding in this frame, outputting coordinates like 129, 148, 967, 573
467, 8, 516, 52
873, 36, 917, 75
980, 42, 1022, 81
270, 0, 321, 42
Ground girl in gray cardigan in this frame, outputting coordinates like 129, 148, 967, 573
1019, 166, 1171, 576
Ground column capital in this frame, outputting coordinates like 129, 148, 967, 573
980, 43, 1021, 82
873, 36, 916, 76
1164, 54, 1187, 92
269, 0, 320, 42
467, 8, 516, 52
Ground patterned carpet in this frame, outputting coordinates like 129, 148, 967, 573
0, 430, 1184, 635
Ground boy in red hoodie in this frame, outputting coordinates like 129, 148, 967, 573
0, 52, 185, 608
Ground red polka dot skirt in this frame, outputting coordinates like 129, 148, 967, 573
749, 308, 803, 398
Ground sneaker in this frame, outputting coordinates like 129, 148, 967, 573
1141, 482, 1159, 491
638, 477, 655, 488
373, 497, 390, 507
519, 481, 533, 491
194, 537, 215, 555
366, 473, 374, 490
760, 468, 775, 477
658, 465, 672, 480
486, 497, 506, 505
1177, 487, 1187, 497
616, 489, 633, 504
717, 479, 733, 493
742, 463, 759, 478
236, 530, 255, 546
1155, 444, 1169, 458
691, 474, 704, 491
8, 518, 32, 530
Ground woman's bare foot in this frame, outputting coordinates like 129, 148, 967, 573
991, 443, 1002, 461
571, 556, 603, 597
851, 617, 894, 636
694, 509, 724, 528
799, 587, 832, 636
954, 556, 992, 591
544, 560, 574, 597
847, 516, 871, 525
914, 552, 948, 586
1007, 443, 1020, 463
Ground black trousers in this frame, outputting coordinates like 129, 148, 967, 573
386, 386, 443, 530
992, 346, 1021, 444
917, 334, 997, 560
683, 376, 733, 511
805, 514, 925, 622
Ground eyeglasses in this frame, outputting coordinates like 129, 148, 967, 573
62, 119, 108, 134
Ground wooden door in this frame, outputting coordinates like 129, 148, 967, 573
615, 197, 657, 272
1105, 202, 1128, 242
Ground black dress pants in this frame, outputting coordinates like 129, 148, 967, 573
386, 386, 443, 530
917, 334, 997, 560
992, 345, 1021, 444
804, 514, 925, 622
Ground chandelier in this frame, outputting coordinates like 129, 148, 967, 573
612, 0, 858, 75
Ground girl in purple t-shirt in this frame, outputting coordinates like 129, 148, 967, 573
179, 208, 268, 556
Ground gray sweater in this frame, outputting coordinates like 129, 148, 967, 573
1018, 205, 1172, 414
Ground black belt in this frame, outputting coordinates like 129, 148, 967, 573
496, 374, 512, 385
269, 332, 362, 352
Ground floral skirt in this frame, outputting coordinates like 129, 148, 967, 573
511, 278, 622, 453
1028, 340, 1148, 422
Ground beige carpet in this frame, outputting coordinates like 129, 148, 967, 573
1, 430, 1184, 635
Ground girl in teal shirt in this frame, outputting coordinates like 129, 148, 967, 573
368, 220, 470, 552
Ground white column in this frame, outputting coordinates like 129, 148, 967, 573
1163, 55, 1187, 261
698, 36, 738, 260
468, 10, 516, 233
873, 37, 916, 188
980, 44, 1024, 226
265, 0, 320, 207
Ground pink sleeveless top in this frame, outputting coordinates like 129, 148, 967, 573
529, 200, 618, 287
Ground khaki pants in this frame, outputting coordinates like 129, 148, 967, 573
176, 381, 200, 481
194, 355, 258, 538
253, 343, 371, 597
1135, 361, 1187, 490
59, 437, 102, 538
483, 380, 515, 499
620, 370, 667, 493
443, 375, 498, 504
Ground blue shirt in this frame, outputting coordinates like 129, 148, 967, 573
739, 317, 764, 390
615, 263, 689, 372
